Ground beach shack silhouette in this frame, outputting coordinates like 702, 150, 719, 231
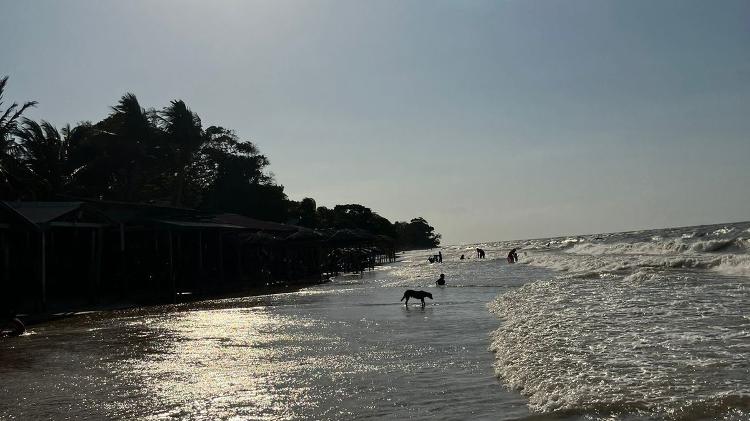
0, 200, 396, 313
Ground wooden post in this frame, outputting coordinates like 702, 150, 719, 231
198, 231, 203, 273
40, 231, 47, 309
95, 228, 103, 300
2, 232, 8, 284
236, 245, 243, 282
197, 231, 204, 293
168, 230, 175, 303
218, 232, 224, 283
89, 230, 97, 299
176, 232, 183, 288
119, 223, 126, 290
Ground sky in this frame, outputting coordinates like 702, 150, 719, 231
1, 0, 749, 244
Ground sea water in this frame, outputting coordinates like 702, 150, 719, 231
1, 221, 748, 420
481, 221, 750, 420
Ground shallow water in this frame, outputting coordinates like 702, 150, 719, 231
0, 255, 550, 420
2, 221, 749, 420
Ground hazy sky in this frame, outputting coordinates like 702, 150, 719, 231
2, 0, 749, 244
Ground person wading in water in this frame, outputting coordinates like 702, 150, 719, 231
436, 273, 446, 286
507, 248, 518, 263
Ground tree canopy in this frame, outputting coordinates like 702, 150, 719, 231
0, 76, 440, 249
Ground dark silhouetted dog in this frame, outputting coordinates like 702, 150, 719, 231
401, 290, 433, 307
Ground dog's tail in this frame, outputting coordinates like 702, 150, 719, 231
400, 293, 406, 301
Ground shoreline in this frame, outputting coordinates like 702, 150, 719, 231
16, 278, 332, 328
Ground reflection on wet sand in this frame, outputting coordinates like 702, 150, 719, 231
1, 256, 541, 420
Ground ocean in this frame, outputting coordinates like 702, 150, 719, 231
1, 221, 748, 420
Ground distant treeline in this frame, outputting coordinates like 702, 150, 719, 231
0, 76, 440, 250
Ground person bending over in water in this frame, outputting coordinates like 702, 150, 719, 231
476, 248, 485, 259
507, 248, 518, 263
436, 273, 446, 286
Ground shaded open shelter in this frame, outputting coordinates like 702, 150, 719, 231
1, 201, 398, 313
321, 229, 396, 275
80, 200, 248, 303
0, 201, 112, 310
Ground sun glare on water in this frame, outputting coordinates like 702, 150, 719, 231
115, 308, 321, 420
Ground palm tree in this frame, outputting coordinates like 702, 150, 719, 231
0, 76, 37, 198
101, 93, 159, 201
161, 100, 203, 206
14, 119, 70, 198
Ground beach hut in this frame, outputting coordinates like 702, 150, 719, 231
76, 200, 246, 302
0, 201, 112, 310
283, 229, 327, 282
212, 213, 306, 286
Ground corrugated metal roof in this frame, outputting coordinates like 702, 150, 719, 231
212, 213, 299, 232
2, 201, 84, 224
153, 219, 244, 230
77, 199, 202, 223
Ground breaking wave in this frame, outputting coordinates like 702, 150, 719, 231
516, 223, 750, 280
523, 251, 750, 278
488, 271, 750, 418
566, 237, 746, 256
488, 221, 750, 418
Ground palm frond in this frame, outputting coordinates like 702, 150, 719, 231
0, 76, 37, 140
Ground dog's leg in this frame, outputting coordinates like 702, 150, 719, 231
404, 297, 409, 306
421, 298, 425, 307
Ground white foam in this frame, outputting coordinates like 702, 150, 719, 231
524, 250, 750, 279
713, 255, 750, 277
487, 222, 750, 416
712, 227, 735, 236
488, 274, 750, 416
564, 237, 743, 257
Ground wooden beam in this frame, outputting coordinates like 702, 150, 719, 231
49, 222, 109, 228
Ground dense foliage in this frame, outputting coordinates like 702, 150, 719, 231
0, 76, 440, 249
